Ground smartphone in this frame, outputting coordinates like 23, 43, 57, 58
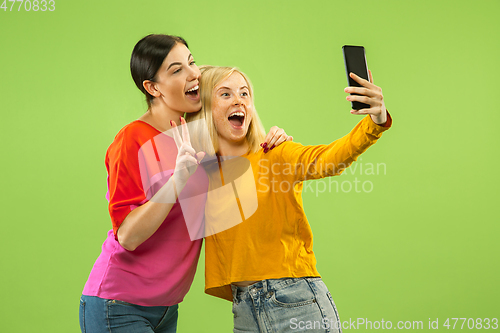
342, 45, 370, 110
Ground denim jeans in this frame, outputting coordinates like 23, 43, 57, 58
231, 277, 342, 333
79, 295, 178, 333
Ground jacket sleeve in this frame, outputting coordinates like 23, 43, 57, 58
277, 114, 392, 182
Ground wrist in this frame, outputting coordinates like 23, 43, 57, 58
171, 173, 187, 194
370, 110, 388, 125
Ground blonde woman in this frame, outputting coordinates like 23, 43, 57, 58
187, 65, 391, 332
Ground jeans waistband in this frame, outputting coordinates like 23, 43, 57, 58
230, 277, 321, 302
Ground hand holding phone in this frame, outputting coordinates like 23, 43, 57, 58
342, 45, 387, 125
342, 45, 370, 110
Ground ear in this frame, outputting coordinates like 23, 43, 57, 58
143, 80, 161, 98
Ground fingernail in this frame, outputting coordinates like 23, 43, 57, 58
179, 116, 183, 122
170, 120, 174, 126
264, 147, 269, 153
262, 142, 268, 148
270, 145, 275, 150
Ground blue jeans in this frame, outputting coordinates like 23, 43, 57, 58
231, 277, 342, 333
79, 295, 178, 333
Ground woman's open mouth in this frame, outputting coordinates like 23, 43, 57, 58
185, 85, 200, 101
228, 111, 245, 129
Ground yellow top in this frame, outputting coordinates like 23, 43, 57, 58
203, 115, 392, 301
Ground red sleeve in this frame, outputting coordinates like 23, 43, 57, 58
105, 125, 148, 238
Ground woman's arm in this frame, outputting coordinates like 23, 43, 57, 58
277, 115, 390, 181
117, 118, 204, 251
117, 178, 179, 251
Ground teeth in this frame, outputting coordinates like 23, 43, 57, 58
230, 112, 245, 117
187, 85, 199, 93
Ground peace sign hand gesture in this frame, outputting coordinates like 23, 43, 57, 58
170, 117, 206, 189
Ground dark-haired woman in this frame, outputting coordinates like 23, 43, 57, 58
79, 35, 290, 333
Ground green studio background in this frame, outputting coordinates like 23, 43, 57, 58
1, 0, 499, 331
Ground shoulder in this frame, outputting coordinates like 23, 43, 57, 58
111, 120, 162, 148
269, 141, 305, 159
245, 142, 306, 167
106, 120, 163, 162
115, 120, 159, 142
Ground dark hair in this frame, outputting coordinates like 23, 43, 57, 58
130, 34, 188, 107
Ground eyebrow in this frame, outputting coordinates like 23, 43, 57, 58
217, 85, 249, 92
167, 53, 193, 71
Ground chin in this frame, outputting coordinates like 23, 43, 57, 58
182, 103, 201, 113
185, 107, 202, 114
230, 131, 249, 143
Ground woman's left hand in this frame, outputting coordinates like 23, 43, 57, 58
261, 126, 293, 153
344, 70, 387, 125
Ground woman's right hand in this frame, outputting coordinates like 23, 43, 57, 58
170, 117, 205, 188
344, 70, 387, 125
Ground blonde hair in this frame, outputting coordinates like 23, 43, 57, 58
185, 65, 266, 155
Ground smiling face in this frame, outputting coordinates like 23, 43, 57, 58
211, 72, 254, 148
150, 43, 201, 113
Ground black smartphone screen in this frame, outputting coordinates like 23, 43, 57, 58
343, 45, 370, 110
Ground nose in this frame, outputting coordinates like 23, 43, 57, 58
187, 65, 200, 81
233, 94, 244, 106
